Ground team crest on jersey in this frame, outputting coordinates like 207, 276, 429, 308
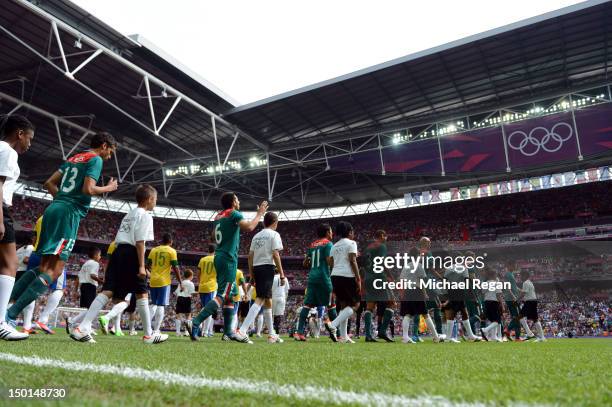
68, 151, 97, 163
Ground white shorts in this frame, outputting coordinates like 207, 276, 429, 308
272, 298, 286, 316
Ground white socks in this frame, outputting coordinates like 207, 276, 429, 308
175, 319, 182, 334
331, 306, 354, 329
0, 275, 15, 323
70, 310, 87, 325
129, 318, 136, 332
520, 317, 535, 336
425, 315, 439, 340
496, 323, 502, 339
106, 301, 128, 320
204, 316, 214, 335
256, 314, 264, 335
240, 302, 262, 333
263, 308, 275, 335
462, 319, 476, 339
402, 315, 412, 341
153, 306, 165, 332
39, 290, 63, 324
79, 293, 109, 332
482, 322, 499, 340
534, 321, 544, 339
446, 320, 455, 339
114, 313, 122, 331
339, 318, 348, 338
137, 298, 152, 337
23, 301, 35, 330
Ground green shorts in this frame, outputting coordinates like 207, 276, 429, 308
214, 254, 237, 304
36, 202, 81, 261
304, 276, 332, 307
465, 300, 480, 317
505, 301, 519, 317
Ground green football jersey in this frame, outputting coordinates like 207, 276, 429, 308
306, 238, 333, 282
54, 151, 103, 218
363, 241, 387, 277
213, 209, 244, 261
504, 271, 519, 300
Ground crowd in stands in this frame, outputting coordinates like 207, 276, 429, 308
10, 180, 612, 256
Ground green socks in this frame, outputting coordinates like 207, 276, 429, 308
297, 307, 310, 334
433, 308, 443, 334
8, 272, 52, 319
222, 307, 234, 336
193, 298, 220, 326
10, 267, 40, 302
328, 306, 337, 321
413, 314, 420, 337
380, 308, 394, 332
364, 310, 373, 338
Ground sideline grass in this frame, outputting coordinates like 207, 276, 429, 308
0, 333, 609, 406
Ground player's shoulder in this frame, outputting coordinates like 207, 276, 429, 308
67, 151, 100, 164
309, 238, 331, 248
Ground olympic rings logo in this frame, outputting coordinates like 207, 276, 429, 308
507, 122, 573, 157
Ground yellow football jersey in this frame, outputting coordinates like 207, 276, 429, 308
148, 245, 178, 288
233, 269, 245, 302
33, 216, 43, 251
197, 255, 217, 293
107, 241, 117, 256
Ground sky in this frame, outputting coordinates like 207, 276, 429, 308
72, 0, 584, 106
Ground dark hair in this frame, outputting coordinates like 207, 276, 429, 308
0, 115, 34, 138
162, 233, 172, 245
335, 221, 353, 239
409, 247, 420, 258
88, 246, 101, 258
374, 230, 386, 239
90, 131, 117, 149
520, 270, 530, 278
264, 212, 278, 227
220, 192, 236, 209
135, 184, 157, 204
208, 243, 216, 253
183, 269, 193, 279
316, 223, 331, 238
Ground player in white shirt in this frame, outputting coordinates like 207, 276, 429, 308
480, 268, 506, 342
326, 221, 361, 343
238, 212, 286, 343
78, 247, 103, 308
0, 115, 34, 341
519, 270, 545, 342
71, 185, 167, 344
271, 269, 290, 334
441, 257, 481, 343
174, 269, 196, 336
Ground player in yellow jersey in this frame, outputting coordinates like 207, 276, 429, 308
148, 233, 181, 334
197, 244, 217, 337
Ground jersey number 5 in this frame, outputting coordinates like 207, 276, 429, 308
60, 167, 79, 193
215, 224, 222, 244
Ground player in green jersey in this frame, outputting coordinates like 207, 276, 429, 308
294, 224, 335, 341
6, 133, 117, 323
187, 192, 267, 343
362, 230, 395, 342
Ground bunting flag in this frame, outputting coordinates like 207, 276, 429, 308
587, 168, 598, 181
542, 175, 552, 188
564, 172, 576, 184
469, 185, 479, 198
479, 184, 489, 197
404, 193, 412, 206
422, 190, 431, 204
431, 190, 441, 202
553, 173, 564, 186
520, 179, 531, 192
490, 183, 499, 196
450, 188, 459, 200
600, 166, 610, 180
412, 192, 422, 205
576, 171, 587, 184
530, 177, 541, 190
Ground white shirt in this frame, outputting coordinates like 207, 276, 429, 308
79, 259, 100, 287
483, 279, 502, 301
250, 228, 283, 266
521, 280, 537, 301
175, 280, 195, 298
115, 207, 154, 246
0, 141, 20, 207
330, 238, 358, 278
272, 274, 290, 299
16, 244, 34, 271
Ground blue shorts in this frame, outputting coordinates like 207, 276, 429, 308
49, 269, 67, 290
200, 291, 216, 307
150, 285, 171, 306
316, 306, 326, 319
26, 252, 41, 271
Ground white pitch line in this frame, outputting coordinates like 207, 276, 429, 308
0, 352, 516, 407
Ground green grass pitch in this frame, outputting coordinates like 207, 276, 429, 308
0, 333, 609, 406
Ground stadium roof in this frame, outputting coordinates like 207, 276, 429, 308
1, 0, 611, 212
